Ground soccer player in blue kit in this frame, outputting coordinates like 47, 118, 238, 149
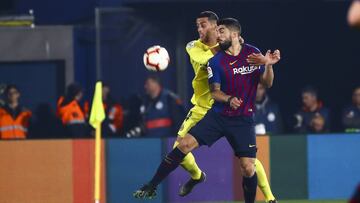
134, 17, 281, 203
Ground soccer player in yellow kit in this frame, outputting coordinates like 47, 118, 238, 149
176, 11, 277, 202
134, 11, 277, 202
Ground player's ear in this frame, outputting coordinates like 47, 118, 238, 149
211, 21, 217, 29
231, 31, 237, 39
239, 36, 244, 44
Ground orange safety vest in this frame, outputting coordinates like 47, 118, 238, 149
105, 103, 124, 133
0, 107, 32, 139
57, 97, 86, 125
84, 101, 124, 132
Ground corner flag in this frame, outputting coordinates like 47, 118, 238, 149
89, 81, 105, 128
89, 81, 105, 203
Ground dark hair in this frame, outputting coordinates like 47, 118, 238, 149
66, 83, 83, 100
146, 74, 162, 85
217, 18, 242, 34
4, 84, 19, 95
302, 86, 318, 97
102, 82, 109, 89
198, 11, 219, 22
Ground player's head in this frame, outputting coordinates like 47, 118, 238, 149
217, 18, 242, 50
4, 84, 20, 104
301, 86, 318, 108
352, 86, 360, 106
144, 74, 162, 99
196, 11, 219, 42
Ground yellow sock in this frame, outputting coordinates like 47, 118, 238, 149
180, 152, 202, 180
173, 141, 202, 180
255, 159, 276, 202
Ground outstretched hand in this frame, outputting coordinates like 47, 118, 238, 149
247, 50, 281, 66
265, 49, 281, 66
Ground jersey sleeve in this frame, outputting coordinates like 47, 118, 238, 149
207, 59, 221, 84
186, 40, 211, 65
252, 46, 266, 73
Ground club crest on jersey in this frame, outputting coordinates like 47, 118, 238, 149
233, 65, 259, 75
207, 67, 213, 78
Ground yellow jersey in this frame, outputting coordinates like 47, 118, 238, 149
186, 39, 216, 110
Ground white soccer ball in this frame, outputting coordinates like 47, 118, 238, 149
143, 45, 170, 71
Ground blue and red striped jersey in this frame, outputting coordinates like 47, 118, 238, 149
207, 43, 265, 117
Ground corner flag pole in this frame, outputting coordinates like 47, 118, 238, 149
94, 122, 101, 203
89, 81, 105, 203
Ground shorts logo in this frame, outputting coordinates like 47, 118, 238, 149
233, 66, 259, 75
249, 144, 256, 148
207, 67, 213, 78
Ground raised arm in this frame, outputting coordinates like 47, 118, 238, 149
247, 50, 281, 88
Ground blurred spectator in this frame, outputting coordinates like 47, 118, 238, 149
348, 0, 360, 28
57, 83, 89, 138
28, 103, 66, 139
126, 75, 186, 138
101, 84, 124, 137
0, 85, 32, 139
254, 83, 283, 135
0, 83, 7, 106
294, 86, 330, 133
342, 87, 360, 132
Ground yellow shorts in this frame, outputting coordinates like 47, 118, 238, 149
177, 105, 209, 138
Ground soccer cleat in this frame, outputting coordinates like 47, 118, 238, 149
179, 172, 206, 197
133, 184, 157, 199
268, 200, 278, 203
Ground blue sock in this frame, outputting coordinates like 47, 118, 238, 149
149, 147, 186, 187
243, 173, 257, 203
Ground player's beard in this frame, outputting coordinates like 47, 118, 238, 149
219, 39, 232, 51
201, 32, 210, 43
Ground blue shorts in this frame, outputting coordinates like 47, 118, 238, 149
188, 109, 257, 158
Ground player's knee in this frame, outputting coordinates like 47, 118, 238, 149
177, 136, 197, 154
240, 162, 256, 177
177, 141, 192, 153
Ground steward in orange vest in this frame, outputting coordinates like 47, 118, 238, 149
57, 84, 89, 137
0, 85, 32, 139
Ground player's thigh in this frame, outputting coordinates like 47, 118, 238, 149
174, 106, 208, 148
224, 116, 257, 158
188, 109, 224, 147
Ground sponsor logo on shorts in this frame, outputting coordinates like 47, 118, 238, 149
249, 144, 256, 148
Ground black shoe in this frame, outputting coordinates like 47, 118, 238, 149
179, 172, 206, 197
133, 184, 157, 199
268, 200, 278, 203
